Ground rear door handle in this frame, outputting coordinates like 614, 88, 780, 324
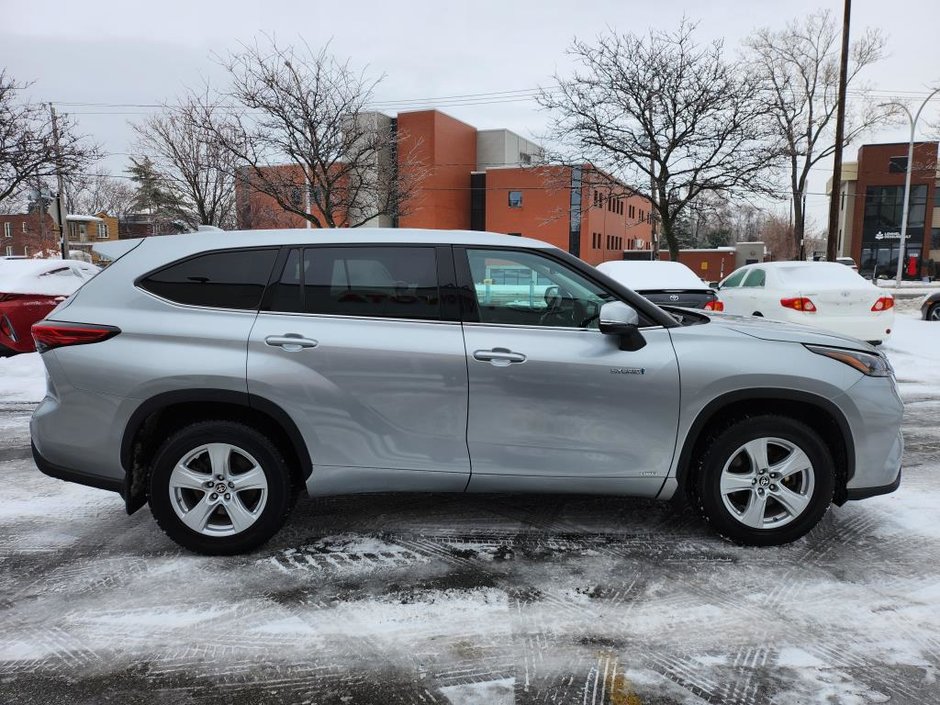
265, 334, 318, 351
472, 348, 526, 366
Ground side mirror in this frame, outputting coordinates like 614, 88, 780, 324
599, 301, 646, 351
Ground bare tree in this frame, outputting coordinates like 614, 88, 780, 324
132, 95, 238, 229
539, 21, 778, 260
759, 211, 799, 260
746, 10, 890, 255
0, 71, 99, 208
206, 37, 424, 228
65, 168, 136, 216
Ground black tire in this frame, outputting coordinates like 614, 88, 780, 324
694, 415, 834, 546
149, 420, 294, 555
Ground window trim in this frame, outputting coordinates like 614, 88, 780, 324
453, 245, 677, 329
134, 246, 282, 313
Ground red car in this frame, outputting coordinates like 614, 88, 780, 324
0, 259, 100, 356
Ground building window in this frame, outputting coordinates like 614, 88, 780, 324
888, 156, 908, 174
97, 222, 108, 239
3, 223, 10, 238
508, 191, 523, 208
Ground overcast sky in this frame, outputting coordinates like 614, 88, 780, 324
2, 0, 939, 227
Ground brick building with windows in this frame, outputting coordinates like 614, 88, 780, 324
235, 109, 656, 266
0, 211, 119, 260
829, 141, 939, 279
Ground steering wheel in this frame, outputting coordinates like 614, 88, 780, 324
539, 285, 583, 327
579, 301, 601, 328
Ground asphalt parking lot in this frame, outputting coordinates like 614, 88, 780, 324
1, 308, 939, 704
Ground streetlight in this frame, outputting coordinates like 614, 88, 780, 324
880, 87, 940, 288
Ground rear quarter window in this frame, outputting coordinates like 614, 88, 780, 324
139, 248, 279, 310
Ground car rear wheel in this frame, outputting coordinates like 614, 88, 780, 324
149, 420, 294, 555
695, 416, 834, 546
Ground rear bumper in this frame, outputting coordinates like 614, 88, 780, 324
845, 468, 901, 500
31, 441, 123, 494
782, 311, 894, 342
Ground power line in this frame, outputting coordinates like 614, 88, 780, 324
45, 83, 940, 116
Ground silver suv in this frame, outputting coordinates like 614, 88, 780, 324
30, 230, 903, 554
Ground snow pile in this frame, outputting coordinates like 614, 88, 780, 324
0, 259, 97, 296
881, 312, 940, 396
0, 352, 46, 403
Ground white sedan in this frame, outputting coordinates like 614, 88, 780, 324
716, 262, 894, 344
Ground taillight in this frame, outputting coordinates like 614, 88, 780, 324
871, 296, 894, 312
780, 297, 817, 312
703, 300, 724, 311
31, 321, 120, 352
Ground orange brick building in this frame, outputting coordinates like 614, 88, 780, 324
236, 109, 656, 264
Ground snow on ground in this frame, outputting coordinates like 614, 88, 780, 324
882, 308, 940, 398
0, 311, 939, 703
0, 352, 45, 403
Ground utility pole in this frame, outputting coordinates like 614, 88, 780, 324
49, 104, 69, 259
826, 0, 852, 263
35, 174, 49, 256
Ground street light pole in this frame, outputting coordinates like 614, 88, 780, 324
885, 87, 940, 288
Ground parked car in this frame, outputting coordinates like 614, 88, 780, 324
922, 291, 940, 321
835, 257, 859, 271
716, 262, 894, 344
595, 260, 723, 311
0, 259, 100, 356
30, 230, 903, 554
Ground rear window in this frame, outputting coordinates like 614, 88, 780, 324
776, 263, 866, 287
140, 249, 278, 310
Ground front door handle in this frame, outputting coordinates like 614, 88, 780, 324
265, 334, 318, 352
473, 348, 526, 366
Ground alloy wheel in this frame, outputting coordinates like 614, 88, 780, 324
719, 437, 816, 530
168, 443, 269, 536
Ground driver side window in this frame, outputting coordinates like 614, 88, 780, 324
466, 249, 611, 329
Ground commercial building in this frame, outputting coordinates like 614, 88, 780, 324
829, 141, 939, 278
236, 109, 656, 265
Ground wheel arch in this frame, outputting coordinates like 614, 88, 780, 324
675, 388, 854, 506
120, 389, 312, 515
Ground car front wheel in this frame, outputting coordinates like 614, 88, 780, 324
695, 415, 834, 546
149, 420, 294, 555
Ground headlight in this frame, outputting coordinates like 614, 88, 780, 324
805, 345, 893, 377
